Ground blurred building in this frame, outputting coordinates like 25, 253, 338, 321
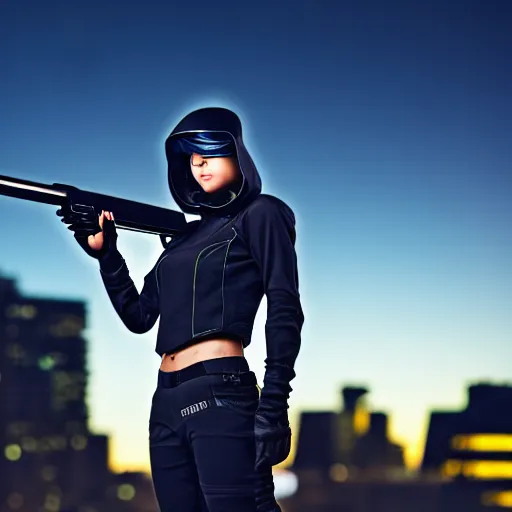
292, 386, 405, 479
281, 386, 442, 512
421, 382, 512, 512
0, 274, 157, 512
281, 382, 512, 512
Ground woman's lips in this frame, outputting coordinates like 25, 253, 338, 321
201, 175, 212, 181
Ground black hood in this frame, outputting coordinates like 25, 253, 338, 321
165, 107, 262, 216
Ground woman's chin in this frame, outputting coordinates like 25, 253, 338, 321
201, 183, 220, 194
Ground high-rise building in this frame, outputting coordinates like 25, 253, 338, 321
0, 273, 157, 512
283, 385, 438, 512
0, 274, 109, 511
421, 382, 512, 511
292, 385, 405, 480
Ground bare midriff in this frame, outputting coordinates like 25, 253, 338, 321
160, 338, 244, 372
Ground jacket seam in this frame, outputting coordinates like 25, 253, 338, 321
192, 230, 237, 338
220, 228, 238, 334
191, 239, 233, 337
201, 243, 228, 262
154, 253, 170, 298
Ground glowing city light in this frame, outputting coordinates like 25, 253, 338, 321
117, 484, 136, 501
4, 444, 22, 461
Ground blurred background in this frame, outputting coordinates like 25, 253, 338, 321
0, 0, 511, 511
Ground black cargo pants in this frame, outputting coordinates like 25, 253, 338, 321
149, 355, 281, 511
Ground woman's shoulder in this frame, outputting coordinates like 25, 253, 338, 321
242, 193, 295, 219
236, 194, 296, 240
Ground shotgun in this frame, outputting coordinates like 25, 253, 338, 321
0, 174, 187, 248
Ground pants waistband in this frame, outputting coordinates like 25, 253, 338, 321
157, 356, 251, 389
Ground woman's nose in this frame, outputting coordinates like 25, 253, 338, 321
191, 153, 206, 166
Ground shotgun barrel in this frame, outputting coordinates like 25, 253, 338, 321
0, 174, 187, 242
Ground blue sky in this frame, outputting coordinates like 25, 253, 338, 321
1, 0, 511, 470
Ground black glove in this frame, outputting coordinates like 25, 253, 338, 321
56, 202, 118, 259
254, 408, 291, 471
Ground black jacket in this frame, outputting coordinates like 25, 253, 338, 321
98, 107, 304, 412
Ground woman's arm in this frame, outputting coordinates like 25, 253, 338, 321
241, 195, 305, 419
98, 249, 161, 334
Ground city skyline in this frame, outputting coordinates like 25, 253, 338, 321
1, 0, 511, 476
5, 268, 509, 512
1, 268, 508, 477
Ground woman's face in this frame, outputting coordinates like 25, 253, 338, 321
190, 153, 240, 194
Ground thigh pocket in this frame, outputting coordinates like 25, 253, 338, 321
210, 372, 260, 415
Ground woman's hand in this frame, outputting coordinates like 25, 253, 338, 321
88, 211, 114, 251
254, 409, 291, 470
57, 204, 118, 259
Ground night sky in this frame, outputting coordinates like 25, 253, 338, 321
1, 0, 511, 471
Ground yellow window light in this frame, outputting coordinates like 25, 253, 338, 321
482, 491, 512, 508
441, 459, 462, 478
442, 459, 512, 480
452, 434, 512, 452
353, 404, 370, 436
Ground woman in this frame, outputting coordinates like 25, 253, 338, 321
57, 107, 304, 512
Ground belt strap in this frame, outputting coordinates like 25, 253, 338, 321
158, 362, 256, 389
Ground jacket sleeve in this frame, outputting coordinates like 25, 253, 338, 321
241, 196, 304, 418
97, 249, 160, 334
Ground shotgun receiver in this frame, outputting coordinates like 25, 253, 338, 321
0, 175, 187, 248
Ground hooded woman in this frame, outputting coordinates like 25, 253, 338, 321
57, 107, 304, 512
